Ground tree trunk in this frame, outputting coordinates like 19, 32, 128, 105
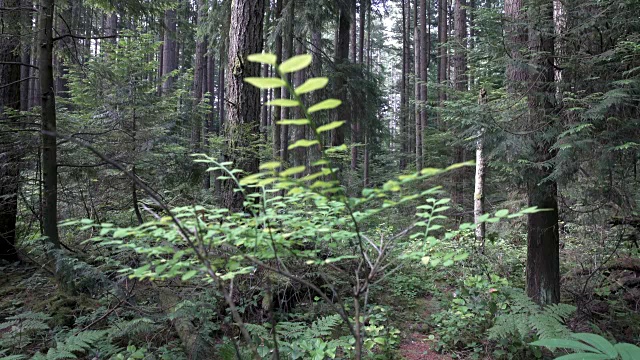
474, 88, 487, 252
0, 0, 22, 261
419, 0, 429, 165
272, 0, 283, 160
192, 0, 207, 152
400, 0, 409, 170
525, 0, 559, 305
19, 0, 31, 111
349, 0, 357, 62
223, 0, 265, 211
358, 0, 367, 64
438, 0, 447, 125
451, 0, 467, 210
292, 41, 306, 172
505, 0, 527, 94
39, 0, 59, 247
280, 0, 294, 163
161, 9, 178, 93
414, 0, 423, 170
331, 0, 351, 147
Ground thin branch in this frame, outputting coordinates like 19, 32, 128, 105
0, 77, 37, 90
52, 34, 123, 42
0, 62, 38, 69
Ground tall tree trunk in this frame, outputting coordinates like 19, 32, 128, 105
451, 0, 467, 209
419, 0, 429, 165
363, 0, 371, 186
331, 0, 351, 147
349, 0, 357, 62
161, 9, 178, 93
437, 0, 447, 125
39, 0, 59, 247
280, 0, 294, 163
292, 41, 306, 172
400, 0, 409, 170
358, 0, 367, 64
19, 0, 31, 111
414, 0, 422, 170
474, 88, 487, 252
526, 0, 559, 305
223, 0, 265, 211
505, 0, 527, 94
0, 0, 22, 261
309, 28, 323, 165
203, 51, 213, 190
192, 0, 207, 151
272, 0, 283, 160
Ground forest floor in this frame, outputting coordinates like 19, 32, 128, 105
397, 296, 452, 360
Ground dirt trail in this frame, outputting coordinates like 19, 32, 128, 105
398, 296, 452, 360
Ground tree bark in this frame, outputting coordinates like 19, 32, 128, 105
0, 0, 21, 261
474, 88, 487, 252
280, 0, 294, 163
505, 0, 527, 94
292, 41, 306, 172
419, 0, 429, 167
525, 0, 559, 305
331, 0, 351, 147
414, 0, 422, 170
192, 0, 207, 152
437, 0, 447, 125
223, 0, 265, 211
161, 9, 178, 93
400, 0, 409, 170
272, 0, 283, 160
38, 0, 59, 248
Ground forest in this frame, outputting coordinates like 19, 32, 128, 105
1, 0, 640, 358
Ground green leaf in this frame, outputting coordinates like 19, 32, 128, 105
259, 161, 282, 170
247, 53, 277, 65
295, 77, 328, 95
554, 354, 611, 360
277, 119, 310, 125
267, 99, 300, 107
244, 77, 286, 89
308, 99, 342, 113
571, 333, 617, 357
279, 166, 306, 177
181, 270, 198, 281
316, 121, 345, 133
495, 209, 509, 217
288, 139, 319, 150
615, 343, 640, 360
279, 54, 312, 73
530, 339, 599, 353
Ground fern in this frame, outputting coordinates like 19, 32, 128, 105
33, 330, 107, 360
488, 288, 575, 342
109, 317, 159, 338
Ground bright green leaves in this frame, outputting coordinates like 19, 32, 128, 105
244, 77, 286, 89
277, 119, 310, 125
308, 99, 342, 113
288, 139, 320, 150
279, 54, 312, 74
295, 77, 328, 95
316, 121, 345, 133
279, 166, 306, 177
259, 161, 282, 171
267, 99, 300, 107
531, 333, 640, 360
247, 53, 277, 65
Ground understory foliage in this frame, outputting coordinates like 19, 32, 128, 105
0, 54, 537, 359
